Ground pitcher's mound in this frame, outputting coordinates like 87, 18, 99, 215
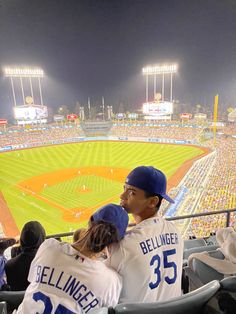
77, 187, 92, 194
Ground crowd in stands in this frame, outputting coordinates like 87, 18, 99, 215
164, 135, 236, 238
111, 123, 203, 141
0, 125, 84, 147
222, 123, 236, 135
0, 121, 234, 148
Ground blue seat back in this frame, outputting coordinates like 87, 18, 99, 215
111, 280, 220, 314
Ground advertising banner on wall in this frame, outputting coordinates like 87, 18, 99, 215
0, 119, 7, 125
180, 113, 192, 119
128, 113, 138, 119
53, 115, 64, 122
116, 113, 126, 119
67, 114, 78, 120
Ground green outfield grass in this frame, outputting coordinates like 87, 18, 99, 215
0, 141, 204, 235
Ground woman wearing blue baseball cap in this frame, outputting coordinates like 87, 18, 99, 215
15, 204, 129, 314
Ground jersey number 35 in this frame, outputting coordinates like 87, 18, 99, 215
149, 248, 177, 289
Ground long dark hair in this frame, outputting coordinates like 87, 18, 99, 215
73, 221, 119, 253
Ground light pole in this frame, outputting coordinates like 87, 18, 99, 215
142, 63, 178, 102
3, 67, 44, 106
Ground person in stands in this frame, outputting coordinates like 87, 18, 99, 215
0, 238, 16, 290
5, 221, 46, 291
15, 204, 128, 314
109, 166, 184, 303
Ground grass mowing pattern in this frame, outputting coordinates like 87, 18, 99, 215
0, 141, 204, 235
42, 175, 122, 209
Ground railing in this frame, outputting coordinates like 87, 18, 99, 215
46, 208, 236, 242
165, 208, 236, 227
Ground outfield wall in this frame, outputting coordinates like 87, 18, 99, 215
0, 135, 195, 153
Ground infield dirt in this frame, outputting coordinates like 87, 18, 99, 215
0, 145, 210, 236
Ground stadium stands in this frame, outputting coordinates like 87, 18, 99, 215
0, 121, 235, 240
0, 125, 84, 148
111, 123, 203, 142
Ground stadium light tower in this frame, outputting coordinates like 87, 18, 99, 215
3, 67, 44, 106
142, 63, 178, 102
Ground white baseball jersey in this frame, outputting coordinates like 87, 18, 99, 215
109, 215, 184, 303
15, 238, 122, 314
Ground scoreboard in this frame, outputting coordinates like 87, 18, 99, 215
14, 105, 48, 123
142, 101, 173, 116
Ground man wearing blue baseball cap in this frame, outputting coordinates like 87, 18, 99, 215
109, 166, 183, 303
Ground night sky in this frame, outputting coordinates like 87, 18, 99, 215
1, 0, 236, 117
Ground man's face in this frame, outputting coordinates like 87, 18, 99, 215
120, 184, 153, 216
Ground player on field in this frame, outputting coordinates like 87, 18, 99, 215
109, 166, 184, 303
14, 204, 129, 314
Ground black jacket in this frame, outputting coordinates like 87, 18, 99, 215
5, 221, 45, 291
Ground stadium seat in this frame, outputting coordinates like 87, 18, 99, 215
0, 291, 25, 313
203, 276, 236, 313
204, 234, 218, 246
220, 276, 236, 292
184, 238, 206, 250
183, 244, 219, 261
184, 250, 225, 291
0, 302, 7, 314
91, 280, 220, 314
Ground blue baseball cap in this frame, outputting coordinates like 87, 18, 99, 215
91, 204, 129, 239
125, 166, 174, 204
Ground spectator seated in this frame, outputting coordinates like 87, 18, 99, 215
5, 221, 45, 291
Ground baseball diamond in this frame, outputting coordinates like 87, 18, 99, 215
0, 141, 208, 236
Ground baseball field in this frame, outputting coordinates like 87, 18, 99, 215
0, 141, 208, 237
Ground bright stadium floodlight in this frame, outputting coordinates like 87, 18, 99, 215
142, 63, 178, 75
3, 66, 45, 107
142, 63, 178, 103
3, 67, 44, 78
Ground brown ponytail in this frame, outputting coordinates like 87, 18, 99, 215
74, 221, 119, 254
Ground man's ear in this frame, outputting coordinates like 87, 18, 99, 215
149, 196, 159, 208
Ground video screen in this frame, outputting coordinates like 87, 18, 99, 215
14, 105, 48, 120
142, 101, 173, 115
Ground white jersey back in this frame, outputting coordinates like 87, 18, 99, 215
15, 238, 122, 314
109, 216, 183, 303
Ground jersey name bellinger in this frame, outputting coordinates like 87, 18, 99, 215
35, 265, 99, 312
139, 233, 179, 255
